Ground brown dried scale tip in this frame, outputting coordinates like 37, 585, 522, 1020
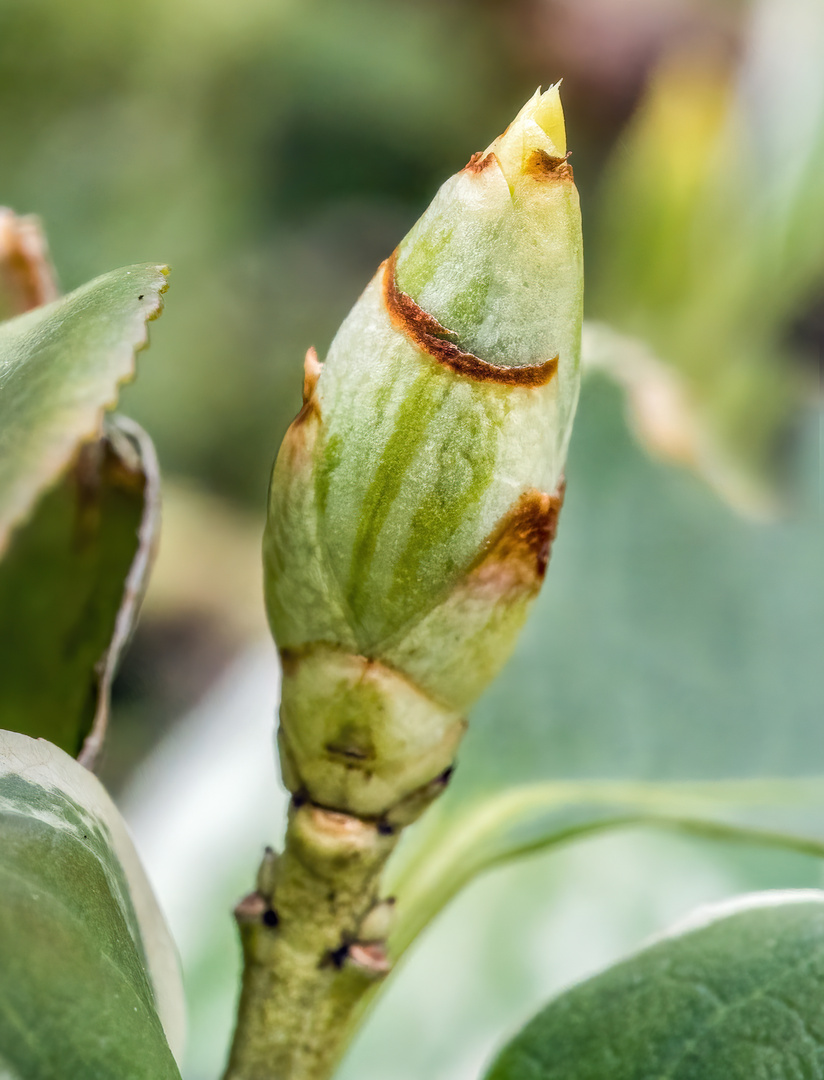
463, 151, 497, 174
0, 208, 59, 315
524, 149, 574, 180
293, 346, 322, 426
302, 346, 322, 404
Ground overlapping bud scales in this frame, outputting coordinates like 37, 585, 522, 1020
264, 86, 583, 819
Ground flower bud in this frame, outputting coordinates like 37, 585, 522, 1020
264, 86, 583, 819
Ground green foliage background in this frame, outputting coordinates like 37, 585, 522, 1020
1, 0, 519, 502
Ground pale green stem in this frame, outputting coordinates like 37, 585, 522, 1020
223, 800, 398, 1080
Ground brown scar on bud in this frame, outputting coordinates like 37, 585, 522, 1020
470, 480, 566, 592
463, 150, 498, 174
524, 150, 574, 181
293, 345, 323, 426
0, 208, 60, 314
382, 251, 558, 387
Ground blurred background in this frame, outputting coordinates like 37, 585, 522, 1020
1, 0, 822, 1076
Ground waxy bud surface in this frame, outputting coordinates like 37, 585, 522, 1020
265, 86, 583, 818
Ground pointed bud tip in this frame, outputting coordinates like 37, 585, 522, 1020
532, 82, 566, 152
485, 82, 568, 189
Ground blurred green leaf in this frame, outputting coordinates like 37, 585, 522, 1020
0, 262, 167, 553
0, 729, 184, 1077
0, 415, 159, 763
388, 378, 823, 951
484, 892, 824, 1080
0, 0, 518, 508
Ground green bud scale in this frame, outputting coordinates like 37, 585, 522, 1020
264, 86, 583, 821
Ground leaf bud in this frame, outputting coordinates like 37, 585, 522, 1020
264, 86, 583, 819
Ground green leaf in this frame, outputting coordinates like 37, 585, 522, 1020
0, 415, 160, 762
0, 259, 167, 760
388, 377, 824, 951
0, 730, 184, 1078
484, 891, 824, 1080
0, 262, 168, 554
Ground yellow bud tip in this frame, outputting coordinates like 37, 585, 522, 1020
484, 82, 568, 191
532, 82, 566, 154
